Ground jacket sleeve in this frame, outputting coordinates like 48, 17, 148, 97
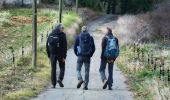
90, 37, 95, 57
63, 34, 67, 59
102, 37, 107, 53
46, 37, 50, 58
74, 36, 79, 56
116, 38, 120, 57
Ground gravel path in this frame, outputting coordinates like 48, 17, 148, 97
32, 15, 134, 100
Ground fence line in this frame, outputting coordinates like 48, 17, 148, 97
0, 19, 59, 90
132, 42, 170, 84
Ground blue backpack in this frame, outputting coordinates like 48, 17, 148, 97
104, 36, 118, 59
77, 33, 92, 56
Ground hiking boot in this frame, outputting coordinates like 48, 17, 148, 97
57, 80, 64, 87
77, 80, 84, 88
103, 80, 108, 89
108, 87, 112, 90
52, 85, 56, 88
83, 86, 88, 90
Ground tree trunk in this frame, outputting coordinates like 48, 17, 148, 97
121, 0, 128, 14
21, 0, 24, 6
111, 0, 116, 14
32, 0, 37, 69
76, 0, 78, 13
106, 0, 111, 14
59, 0, 63, 23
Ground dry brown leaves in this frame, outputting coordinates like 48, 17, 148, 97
11, 16, 51, 24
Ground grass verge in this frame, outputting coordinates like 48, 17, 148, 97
117, 45, 170, 100
2, 48, 50, 100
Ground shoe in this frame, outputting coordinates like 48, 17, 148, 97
103, 80, 108, 89
57, 80, 64, 87
52, 85, 56, 88
83, 86, 88, 90
108, 87, 112, 90
77, 80, 84, 88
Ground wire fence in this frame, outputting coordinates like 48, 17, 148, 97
132, 42, 170, 85
0, 16, 60, 96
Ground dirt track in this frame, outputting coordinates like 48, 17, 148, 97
32, 15, 134, 100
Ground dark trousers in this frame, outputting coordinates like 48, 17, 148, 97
99, 59, 114, 87
50, 54, 65, 86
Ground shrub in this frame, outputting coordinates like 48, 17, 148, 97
0, 11, 11, 27
115, 15, 153, 44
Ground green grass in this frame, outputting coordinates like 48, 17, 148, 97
118, 45, 156, 100
1, 49, 50, 100
0, 7, 80, 76
0, 8, 79, 50
0, 8, 53, 50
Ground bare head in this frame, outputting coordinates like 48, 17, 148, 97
56, 23, 64, 32
81, 26, 88, 32
106, 27, 112, 33
102, 27, 112, 34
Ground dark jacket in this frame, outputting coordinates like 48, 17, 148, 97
46, 29, 67, 59
74, 32, 95, 57
101, 32, 119, 60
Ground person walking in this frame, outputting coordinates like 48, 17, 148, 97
46, 23, 67, 88
99, 27, 119, 90
74, 26, 95, 90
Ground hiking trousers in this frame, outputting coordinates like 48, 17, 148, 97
99, 59, 114, 87
50, 54, 65, 86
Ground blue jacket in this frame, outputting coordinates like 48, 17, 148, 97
74, 32, 95, 57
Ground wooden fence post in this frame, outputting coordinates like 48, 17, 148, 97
133, 43, 136, 52
40, 33, 43, 51
154, 58, 157, 72
46, 31, 49, 39
137, 46, 140, 60
160, 62, 165, 81
52, 25, 54, 30
168, 67, 170, 83
141, 50, 144, 62
10, 47, 15, 76
151, 51, 154, 65
148, 53, 150, 65
22, 46, 24, 57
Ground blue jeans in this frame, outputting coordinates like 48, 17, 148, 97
76, 57, 90, 87
99, 59, 114, 87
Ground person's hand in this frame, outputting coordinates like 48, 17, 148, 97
108, 60, 114, 63
63, 58, 65, 62
48, 55, 50, 59
108, 58, 116, 63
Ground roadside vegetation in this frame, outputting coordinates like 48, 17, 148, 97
114, 0, 170, 99
0, 8, 79, 50
117, 44, 170, 99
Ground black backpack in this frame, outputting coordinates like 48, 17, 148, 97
78, 33, 92, 56
48, 33, 61, 54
